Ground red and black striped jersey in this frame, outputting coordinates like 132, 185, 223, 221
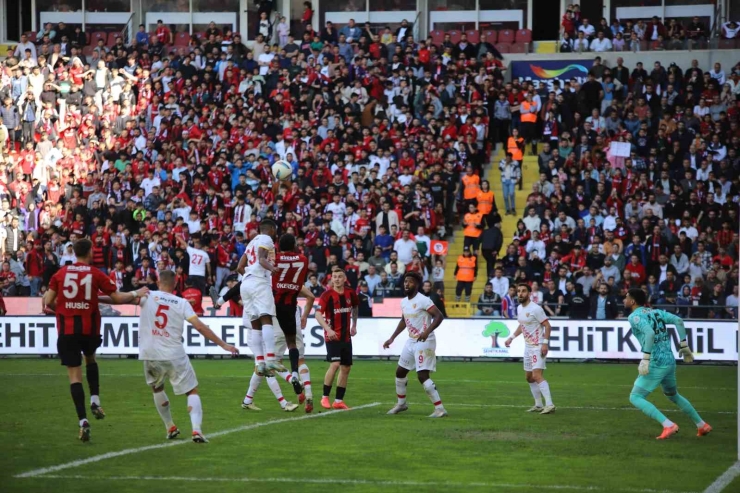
272, 252, 308, 307
49, 263, 117, 336
317, 288, 358, 342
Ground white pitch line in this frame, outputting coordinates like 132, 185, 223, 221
702, 461, 740, 493
14, 402, 380, 479
393, 402, 735, 415
26, 474, 697, 493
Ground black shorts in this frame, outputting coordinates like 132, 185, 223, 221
275, 304, 297, 337
326, 341, 353, 366
57, 334, 102, 367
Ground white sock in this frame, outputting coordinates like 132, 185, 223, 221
299, 364, 312, 398
662, 419, 675, 427
187, 394, 203, 433
538, 380, 553, 406
153, 391, 175, 429
395, 377, 408, 405
697, 420, 706, 428
422, 379, 443, 410
262, 324, 276, 360
79, 419, 88, 427
266, 377, 286, 408
90, 395, 101, 406
217, 296, 225, 305
529, 382, 543, 407
243, 372, 263, 405
250, 330, 264, 360
277, 370, 292, 383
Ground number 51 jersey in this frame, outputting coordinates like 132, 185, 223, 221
139, 291, 196, 361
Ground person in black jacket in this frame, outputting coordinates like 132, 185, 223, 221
358, 281, 373, 317
480, 222, 503, 279
589, 283, 619, 320
565, 283, 590, 319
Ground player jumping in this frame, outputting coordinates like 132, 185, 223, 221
623, 288, 712, 439
384, 272, 448, 418
43, 238, 149, 441
505, 283, 556, 414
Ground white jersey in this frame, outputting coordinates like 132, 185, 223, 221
186, 246, 209, 277
243, 234, 275, 281
516, 300, 548, 346
139, 290, 197, 360
400, 292, 436, 341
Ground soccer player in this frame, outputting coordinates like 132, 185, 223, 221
43, 238, 148, 441
384, 272, 448, 418
316, 266, 358, 410
135, 270, 239, 443
623, 288, 712, 439
238, 219, 286, 375
176, 235, 211, 294
505, 283, 556, 414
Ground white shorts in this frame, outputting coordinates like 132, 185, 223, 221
398, 338, 437, 373
143, 355, 198, 395
523, 345, 547, 372
274, 308, 304, 359
241, 278, 275, 322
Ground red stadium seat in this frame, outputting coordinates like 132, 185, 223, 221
448, 30, 462, 44
86, 32, 91, 45
495, 43, 511, 54
515, 29, 532, 44
510, 43, 528, 53
498, 29, 515, 43
174, 32, 191, 46
430, 29, 444, 44
26, 32, 37, 42
482, 30, 497, 43
90, 31, 107, 45
465, 30, 479, 44
718, 38, 737, 49
106, 32, 122, 46
82, 46, 95, 57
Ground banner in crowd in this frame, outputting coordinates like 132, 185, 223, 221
430, 240, 448, 256
0, 318, 736, 362
511, 59, 591, 90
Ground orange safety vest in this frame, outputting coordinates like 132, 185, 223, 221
507, 136, 524, 161
456, 255, 476, 282
521, 101, 537, 123
476, 190, 494, 215
463, 212, 483, 238
462, 173, 480, 200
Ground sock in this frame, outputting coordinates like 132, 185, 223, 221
250, 330, 264, 360
86, 362, 100, 399
70, 382, 87, 421
262, 324, 276, 361
335, 386, 346, 402
289, 348, 300, 373
217, 296, 225, 305
395, 377, 408, 405
299, 364, 312, 398
243, 372, 263, 404
323, 384, 332, 398
153, 391, 175, 429
538, 380, 553, 406
666, 392, 704, 427
266, 377, 286, 408
662, 418, 676, 427
187, 394, 203, 433
630, 388, 668, 425
423, 379, 443, 410
90, 395, 101, 407
529, 382, 543, 407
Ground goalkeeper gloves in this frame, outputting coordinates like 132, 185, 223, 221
678, 340, 694, 363
638, 353, 651, 376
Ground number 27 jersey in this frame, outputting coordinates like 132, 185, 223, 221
139, 290, 196, 361
244, 234, 275, 281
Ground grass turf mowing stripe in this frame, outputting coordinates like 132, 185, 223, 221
702, 462, 740, 493
26, 474, 699, 493
14, 402, 381, 479
393, 402, 735, 414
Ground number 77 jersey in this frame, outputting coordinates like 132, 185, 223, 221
272, 252, 308, 307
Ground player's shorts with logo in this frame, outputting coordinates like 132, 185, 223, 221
57, 334, 102, 367
143, 355, 199, 395
398, 338, 437, 372
326, 341, 353, 366
274, 307, 304, 358
241, 277, 276, 322
523, 344, 546, 372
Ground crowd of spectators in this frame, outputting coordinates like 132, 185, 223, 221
0, 13, 737, 322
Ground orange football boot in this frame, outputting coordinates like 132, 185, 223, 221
697, 423, 712, 437
332, 401, 350, 410
320, 396, 331, 409
656, 424, 679, 440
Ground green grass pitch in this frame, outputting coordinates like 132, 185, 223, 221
0, 358, 736, 493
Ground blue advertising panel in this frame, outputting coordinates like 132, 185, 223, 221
511, 59, 591, 90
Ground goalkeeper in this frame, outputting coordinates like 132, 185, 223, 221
624, 288, 713, 440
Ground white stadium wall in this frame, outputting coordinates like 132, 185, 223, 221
0, 318, 736, 362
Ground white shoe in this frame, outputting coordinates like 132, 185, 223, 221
241, 402, 261, 411
283, 402, 299, 412
526, 406, 544, 413
266, 360, 287, 373
256, 363, 267, 376
192, 431, 209, 443
386, 403, 409, 415
540, 405, 556, 415
428, 408, 448, 418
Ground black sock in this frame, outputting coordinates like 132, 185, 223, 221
70, 383, 87, 421
336, 386, 346, 401
289, 348, 300, 373
323, 384, 332, 398
86, 362, 100, 398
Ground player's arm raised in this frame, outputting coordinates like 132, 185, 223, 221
100, 287, 149, 305
505, 325, 523, 347
418, 305, 444, 342
299, 285, 315, 329
383, 317, 406, 349
188, 315, 239, 355
660, 310, 693, 363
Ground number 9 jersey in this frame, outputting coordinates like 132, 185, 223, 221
49, 263, 118, 336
